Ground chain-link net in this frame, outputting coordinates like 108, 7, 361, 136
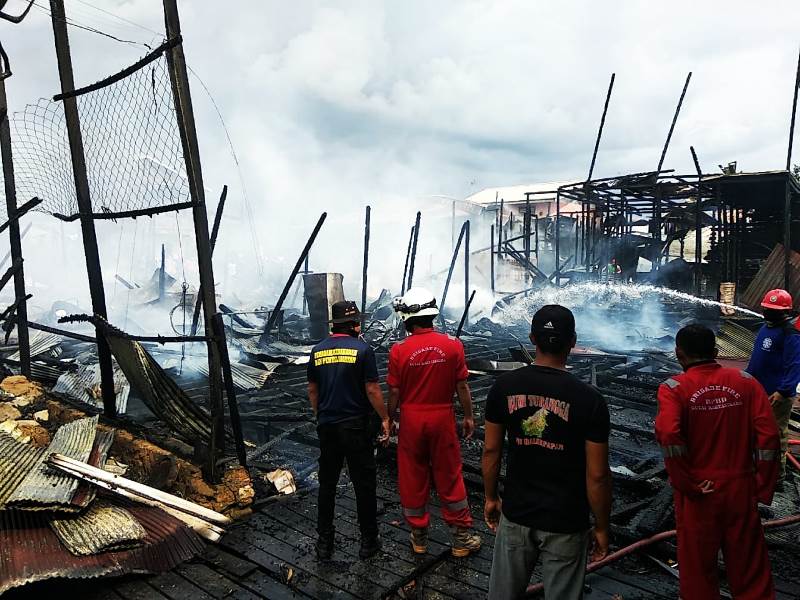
1, 47, 190, 221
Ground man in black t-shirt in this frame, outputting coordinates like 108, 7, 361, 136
482, 305, 612, 599
307, 301, 390, 561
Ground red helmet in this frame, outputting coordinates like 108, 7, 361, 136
760, 289, 793, 310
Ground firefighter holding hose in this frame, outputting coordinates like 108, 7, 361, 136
656, 324, 780, 599
388, 287, 482, 557
747, 288, 800, 488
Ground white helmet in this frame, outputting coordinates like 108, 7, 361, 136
393, 287, 440, 321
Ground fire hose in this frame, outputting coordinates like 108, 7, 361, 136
525, 513, 800, 596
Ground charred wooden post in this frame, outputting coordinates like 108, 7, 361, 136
163, 0, 225, 479
490, 224, 495, 294
690, 146, 703, 295
653, 186, 662, 270
455, 290, 476, 338
554, 190, 561, 281
657, 72, 692, 175
212, 313, 246, 468
361, 205, 371, 328
439, 221, 467, 329
464, 220, 470, 327
260, 212, 327, 344
785, 180, 792, 288
787, 45, 800, 171
401, 225, 414, 295
302, 254, 309, 315
407, 211, 421, 289
524, 198, 531, 285
190, 185, 227, 336
0, 79, 29, 377
50, 0, 116, 415
498, 198, 504, 260
588, 73, 615, 182
159, 243, 166, 301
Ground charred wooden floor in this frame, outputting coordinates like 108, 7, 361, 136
9, 323, 800, 599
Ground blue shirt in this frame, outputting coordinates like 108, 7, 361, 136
747, 321, 800, 397
307, 334, 379, 425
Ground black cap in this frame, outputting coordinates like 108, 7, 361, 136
531, 305, 575, 340
330, 301, 361, 324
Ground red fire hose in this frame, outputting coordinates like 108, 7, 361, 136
525, 513, 800, 596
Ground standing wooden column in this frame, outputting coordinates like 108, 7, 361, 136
464, 220, 470, 327
361, 205, 370, 328
50, 0, 116, 415
407, 211, 421, 290
554, 190, 561, 281
0, 79, 30, 377
785, 180, 792, 289
490, 224, 495, 294
163, 0, 225, 480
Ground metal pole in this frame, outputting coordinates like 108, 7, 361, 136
439, 221, 467, 328
407, 211, 421, 289
260, 212, 327, 344
0, 79, 30, 377
361, 205, 371, 328
190, 185, 227, 336
787, 45, 800, 172
490, 224, 495, 294
587, 73, 615, 182
163, 0, 224, 478
401, 225, 414, 295
657, 72, 692, 174
464, 220, 470, 327
50, 0, 116, 415
690, 146, 703, 296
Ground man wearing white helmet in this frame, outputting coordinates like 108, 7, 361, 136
388, 287, 482, 557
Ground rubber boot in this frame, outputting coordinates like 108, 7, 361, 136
450, 526, 481, 558
410, 527, 428, 554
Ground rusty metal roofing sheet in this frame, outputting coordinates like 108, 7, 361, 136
0, 434, 44, 507
50, 500, 147, 556
0, 501, 205, 594
741, 243, 800, 311
52, 364, 130, 414
6, 416, 98, 511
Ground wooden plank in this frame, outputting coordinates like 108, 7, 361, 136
202, 546, 259, 578
114, 579, 171, 600
220, 527, 362, 599
148, 571, 215, 600
174, 563, 261, 600
237, 569, 314, 600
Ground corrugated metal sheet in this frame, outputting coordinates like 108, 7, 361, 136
52, 364, 130, 414
0, 502, 205, 594
0, 434, 44, 507
741, 243, 800, 310
70, 429, 115, 509
193, 360, 276, 391
7, 330, 61, 361
6, 416, 98, 511
103, 332, 227, 445
50, 500, 147, 556
716, 321, 756, 360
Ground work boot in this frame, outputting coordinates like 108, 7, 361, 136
316, 531, 334, 560
359, 535, 382, 559
450, 526, 481, 558
409, 527, 428, 554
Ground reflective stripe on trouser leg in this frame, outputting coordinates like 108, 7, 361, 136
444, 498, 469, 513
756, 448, 778, 461
403, 505, 428, 518
661, 444, 688, 458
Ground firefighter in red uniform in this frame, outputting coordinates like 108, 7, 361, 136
388, 287, 482, 557
655, 324, 780, 600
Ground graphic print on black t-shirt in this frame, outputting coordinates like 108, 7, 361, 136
485, 365, 610, 533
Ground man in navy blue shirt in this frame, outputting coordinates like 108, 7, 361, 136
747, 288, 800, 485
307, 301, 390, 560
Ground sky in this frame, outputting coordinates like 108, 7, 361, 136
0, 0, 799, 325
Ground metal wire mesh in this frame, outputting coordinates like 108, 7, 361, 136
0, 51, 189, 221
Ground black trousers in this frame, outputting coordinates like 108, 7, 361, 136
317, 416, 378, 539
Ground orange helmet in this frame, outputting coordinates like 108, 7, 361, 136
760, 289, 793, 310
